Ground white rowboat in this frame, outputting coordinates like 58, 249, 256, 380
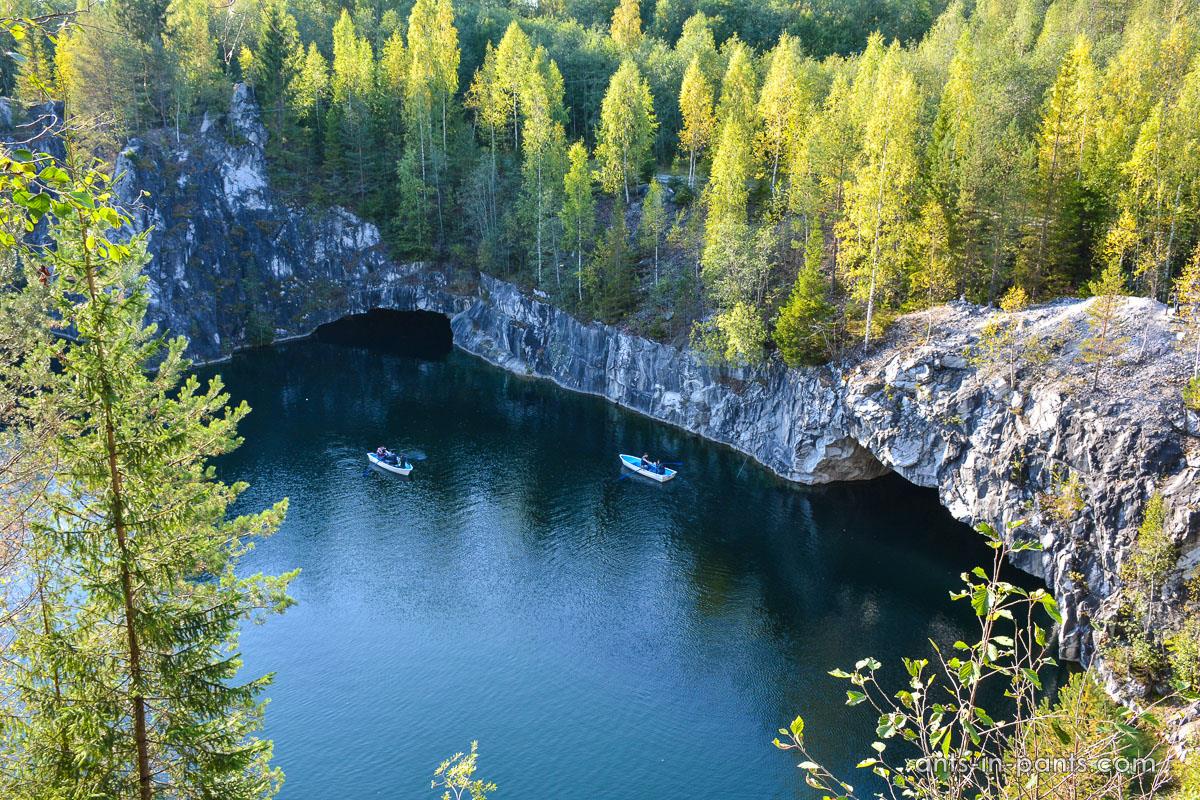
367, 452, 413, 475
619, 453, 677, 482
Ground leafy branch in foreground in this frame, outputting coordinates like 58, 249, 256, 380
432, 741, 497, 800
775, 522, 1178, 800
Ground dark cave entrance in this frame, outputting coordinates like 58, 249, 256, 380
313, 309, 453, 359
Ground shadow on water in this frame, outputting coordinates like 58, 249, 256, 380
313, 308, 453, 358
206, 338, 1056, 800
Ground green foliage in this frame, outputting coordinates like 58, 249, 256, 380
583, 205, 636, 321
775, 521, 1177, 799
774, 225, 834, 366
1079, 258, 1129, 390
0, 156, 294, 799
1038, 464, 1086, 524
561, 140, 597, 305
1184, 375, 1200, 412
640, 179, 668, 286
431, 741, 497, 800
677, 56, 714, 189
1167, 613, 1200, 695
1102, 494, 1179, 690
836, 43, 921, 346
968, 286, 1046, 387
24, 0, 1200, 349
595, 60, 658, 202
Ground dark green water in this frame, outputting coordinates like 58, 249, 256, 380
209, 335, 1009, 800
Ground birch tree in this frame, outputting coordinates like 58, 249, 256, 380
836, 46, 922, 346
594, 61, 657, 203
677, 56, 714, 189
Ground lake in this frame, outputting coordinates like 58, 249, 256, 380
208, 328, 1012, 799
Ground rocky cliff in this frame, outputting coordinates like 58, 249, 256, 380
107, 86, 1199, 672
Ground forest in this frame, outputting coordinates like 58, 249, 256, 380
7, 0, 1200, 365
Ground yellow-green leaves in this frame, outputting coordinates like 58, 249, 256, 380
677, 56, 714, 189
594, 61, 657, 203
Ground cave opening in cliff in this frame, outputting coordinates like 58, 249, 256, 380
313, 309, 453, 358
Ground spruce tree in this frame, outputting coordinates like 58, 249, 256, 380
248, 0, 299, 138
0, 161, 294, 800
774, 224, 834, 366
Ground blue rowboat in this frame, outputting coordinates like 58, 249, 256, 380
619, 453, 676, 482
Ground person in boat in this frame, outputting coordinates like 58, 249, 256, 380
640, 453, 651, 469
653, 459, 664, 474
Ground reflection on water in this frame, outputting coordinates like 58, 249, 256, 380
207, 340, 1034, 800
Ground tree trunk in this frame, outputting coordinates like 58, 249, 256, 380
82, 239, 153, 800
863, 145, 890, 347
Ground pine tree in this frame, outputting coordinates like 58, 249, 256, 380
594, 61, 658, 203
677, 57, 714, 189
1, 162, 293, 800
561, 141, 596, 305
610, 0, 643, 53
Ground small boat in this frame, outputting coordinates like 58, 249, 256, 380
619, 453, 677, 482
367, 452, 413, 476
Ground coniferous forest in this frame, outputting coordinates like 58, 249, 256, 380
9, 0, 1200, 365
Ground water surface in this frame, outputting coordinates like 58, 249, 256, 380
212, 335, 1009, 799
